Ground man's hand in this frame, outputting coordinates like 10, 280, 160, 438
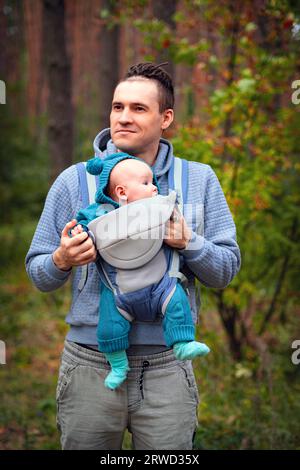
53, 219, 97, 271
164, 207, 192, 250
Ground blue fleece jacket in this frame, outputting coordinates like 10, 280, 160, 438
25, 128, 241, 347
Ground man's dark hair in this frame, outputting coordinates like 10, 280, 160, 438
123, 62, 174, 113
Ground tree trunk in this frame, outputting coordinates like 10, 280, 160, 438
0, 0, 25, 114
259, 216, 298, 335
221, 0, 242, 164
42, 0, 73, 182
215, 291, 242, 360
98, 0, 120, 131
152, 0, 178, 81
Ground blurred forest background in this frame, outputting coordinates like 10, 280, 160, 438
0, 0, 300, 450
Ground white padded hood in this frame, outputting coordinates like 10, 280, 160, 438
88, 191, 177, 269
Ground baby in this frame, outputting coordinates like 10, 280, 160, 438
70, 153, 210, 390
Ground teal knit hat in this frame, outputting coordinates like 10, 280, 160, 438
86, 152, 160, 208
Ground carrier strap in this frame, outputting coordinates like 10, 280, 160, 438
77, 162, 98, 206
167, 157, 189, 287
76, 161, 99, 291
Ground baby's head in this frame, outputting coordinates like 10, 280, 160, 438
86, 153, 159, 208
108, 159, 158, 205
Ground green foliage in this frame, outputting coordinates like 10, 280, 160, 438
0, 249, 70, 449
0, 98, 49, 224
170, 0, 300, 360
193, 323, 300, 449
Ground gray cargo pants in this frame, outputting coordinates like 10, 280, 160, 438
56, 340, 199, 450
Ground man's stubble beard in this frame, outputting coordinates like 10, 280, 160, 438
114, 142, 142, 157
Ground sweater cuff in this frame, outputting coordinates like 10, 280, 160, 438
45, 255, 72, 280
178, 231, 205, 259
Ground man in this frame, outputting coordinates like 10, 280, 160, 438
25, 62, 241, 450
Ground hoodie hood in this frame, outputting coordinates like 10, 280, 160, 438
93, 128, 174, 178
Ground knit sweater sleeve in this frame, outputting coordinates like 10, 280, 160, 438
179, 165, 241, 288
75, 203, 100, 226
25, 166, 78, 292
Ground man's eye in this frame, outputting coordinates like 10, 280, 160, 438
136, 106, 145, 111
113, 105, 122, 110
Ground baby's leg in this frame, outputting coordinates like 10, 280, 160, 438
97, 283, 131, 389
104, 350, 130, 390
163, 283, 210, 360
173, 341, 210, 360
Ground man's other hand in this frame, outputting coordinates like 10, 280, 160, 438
164, 208, 192, 250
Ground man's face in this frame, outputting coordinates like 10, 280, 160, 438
110, 79, 173, 159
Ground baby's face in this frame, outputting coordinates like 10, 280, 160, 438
125, 163, 158, 203
110, 159, 158, 204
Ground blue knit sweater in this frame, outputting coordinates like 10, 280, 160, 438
25, 128, 241, 347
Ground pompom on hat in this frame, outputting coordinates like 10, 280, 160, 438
86, 152, 160, 208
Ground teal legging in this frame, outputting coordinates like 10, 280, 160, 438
97, 282, 195, 353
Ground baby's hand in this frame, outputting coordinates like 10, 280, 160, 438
70, 224, 83, 237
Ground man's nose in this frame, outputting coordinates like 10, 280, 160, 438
119, 107, 133, 123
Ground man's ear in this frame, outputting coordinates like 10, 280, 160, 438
161, 108, 174, 131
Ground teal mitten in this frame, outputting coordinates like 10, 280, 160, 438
173, 341, 210, 361
104, 350, 130, 390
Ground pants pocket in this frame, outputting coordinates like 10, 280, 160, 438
56, 359, 78, 431
178, 361, 200, 406
56, 361, 78, 400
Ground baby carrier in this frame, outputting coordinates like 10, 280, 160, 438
75, 156, 190, 323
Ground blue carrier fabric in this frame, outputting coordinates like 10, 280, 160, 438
75, 156, 189, 322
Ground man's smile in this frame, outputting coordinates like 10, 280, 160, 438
115, 129, 136, 134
